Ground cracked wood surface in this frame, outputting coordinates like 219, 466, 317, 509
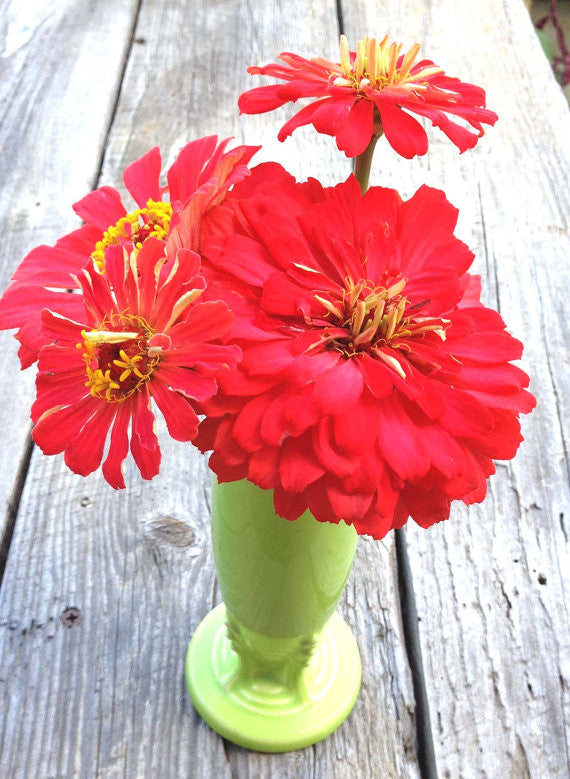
0, 0, 568, 777
0, 0, 417, 777
0, 0, 141, 561
344, 1, 570, 775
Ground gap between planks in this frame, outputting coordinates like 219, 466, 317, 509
0, 2, 437, 774
0, 0, 145, 594
334, 2, 439, 776
0, 430, 34, 588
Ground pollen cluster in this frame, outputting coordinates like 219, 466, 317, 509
79, 314, 161, 402
91, 199, 173, 271
314, 276, 449, 378
331, 35, 442, 94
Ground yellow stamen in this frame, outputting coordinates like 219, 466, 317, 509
385, 307, 398, 340
79, 313, 161, 403
315, 294, 343, 320
113, 350, 144, 382
366, 37, 377, 81
91, 199, 172, 272
309, 272, 450, 379
82, 330, 139, 344
163, 288, 204, 331
335, 35, 442, 94
354, 38, 367, 78
398, 43, 421, 80
339, 35, 351, 74
385, 277, 407, 298
351, 300, 367, 335
375, 349, 407, 379
371, 300, 385, 332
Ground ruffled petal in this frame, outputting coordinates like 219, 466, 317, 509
334, 99, 375, 157
167, 136, 219, 204
378, 103, 428, 159
123, 146, 162, 207
64, 403, 116, 476
72, 186, 126, 231
150, 380, 199, 441
102, 404, 131, 489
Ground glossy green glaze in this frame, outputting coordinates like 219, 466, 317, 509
186, 479, 362, 752
211, 478, 358, 637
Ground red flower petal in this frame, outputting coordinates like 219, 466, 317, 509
277, 98, 351, 142
278, 434, 326, 492
312, 417, 356, 477
72, 186, 126, 231
33, 397, 97, 456
247, 446, 280, 489
377, 103, 428, 159
123, 146, 162, 207
64, 403, 116, 477
357, 354, 395, 399
376, 396, 431, 480
102, 404, 131, 489
133, 389, 158, 451
130, 428, 161, 480
161, 300, 232, 343
232, 394, 269, 452
167, 136, 218, 204
40, 310, 84, 342
325, 483, 373, 524
273, 485, 311, 521
150, 380, 199, 442
239, 84, 295, 113
312, 358, 364, 414
32, 371, 87, 422
240, 37, 497, 159
154, 364, 217, 402
335, 99, 375, 156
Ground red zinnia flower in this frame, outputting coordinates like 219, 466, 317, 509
31, 238, 240, 487
0, 136, 257, 367
197, 174, 535, 538
239, 35, 498, 159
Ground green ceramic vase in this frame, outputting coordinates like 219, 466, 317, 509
185, 478, 362, 752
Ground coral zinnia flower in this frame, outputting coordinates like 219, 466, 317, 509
197, 174, 535, 538
239, 35, 498, 159
31, 238, 240, 487
0, 136, 258, 367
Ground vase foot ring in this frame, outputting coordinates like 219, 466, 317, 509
186, 603, 361, 752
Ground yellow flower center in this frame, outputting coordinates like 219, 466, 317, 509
91, 199, 173, 271
314, 276, 449, 378
331, 35, 443, 94
79, 314, 162, 402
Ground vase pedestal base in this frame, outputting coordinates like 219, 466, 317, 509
186, 603, 361, 752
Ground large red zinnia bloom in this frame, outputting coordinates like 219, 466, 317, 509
0, 136, 257, 367
239, 35, 498, 159
197, 174, 535, 538
31, 238, 240, 487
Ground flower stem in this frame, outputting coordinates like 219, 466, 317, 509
353, 131, 382, 194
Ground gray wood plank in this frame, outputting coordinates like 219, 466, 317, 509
0, 0, 140, 554
343, 0, 570, 776
0, 0, 421, 777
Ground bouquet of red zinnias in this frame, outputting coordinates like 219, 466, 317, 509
0, 35, 534, 539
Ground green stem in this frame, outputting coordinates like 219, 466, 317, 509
353, 131, 382, 194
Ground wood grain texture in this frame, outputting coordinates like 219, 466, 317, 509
1, 0, 567, 775
343, 1, 570, 776
0, 0, 140, 548
0, 0, 420, 777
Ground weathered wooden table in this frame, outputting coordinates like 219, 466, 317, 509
0, 0, 568, 776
